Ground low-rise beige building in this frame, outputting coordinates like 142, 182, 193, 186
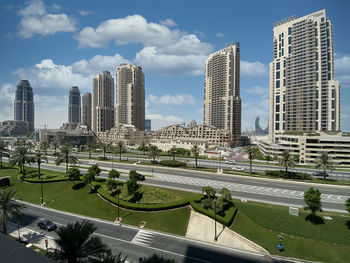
97, 124, 145, 146
258, 131, 350, 165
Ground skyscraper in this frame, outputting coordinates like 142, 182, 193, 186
115, 64, 145, 131
82, 92, 92, 128
68, 86, 81, 124
14, 80, 34, 133
204, 43, 241, 146
269, 10, 340, 142
92, 71, 114, 133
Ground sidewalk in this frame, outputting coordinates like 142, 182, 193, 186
185, 210, 268, 254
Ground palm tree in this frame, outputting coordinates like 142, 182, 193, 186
0, 141, 9, 169
191, 145, 200, 168
279, 150, 295, 173
246, 146, 254, 174
116, 141, 124, 161
169, 146, 178, 162
315, 153, 334, 180
0, 189, 25, 234
86, 141, 95, 159
149, 145, 159, 163
52, 220, 108, 263
52, 141, 59, 155
33, 151, 48, 179
10, 145, 33, 178
26, 141, 34, 154
55, 145, 78, 173
140, 141, 147, 155
40, 141, 49, 156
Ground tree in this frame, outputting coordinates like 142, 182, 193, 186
100, 249, 127, 263
191, 145, 200, 168
294, 154, 300, 164
246, 146, 254, 174
149, 145, 159, 163
33, 151, 48, 179
108, 169, 120, 181
279, 150, 295, 173
86, 141, 95, 159
26, 140, 34, 154
315, 153, 334, 180
127, 170, 140, 197
346, 197, 350, 213
265, 155, 272, 163
0, 141, 9, 169
304, 187, 322, 218
169, 146, 178, 162
0, 189, 25, 234
55, 145, 78, 173
142, 254, 177, 263
88, 164, 101, 177
40, 141, 49, 156
83, 172, 95, 185
201, 186, 216, 209
10, 145, 33, 178
219, 188, 233, 212
67, 167, 81, 186
139, 141, 147, 155
51, 220, 108, 263
52, 141, 59, 155
116, 141, 125, 161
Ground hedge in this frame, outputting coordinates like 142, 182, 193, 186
93, 181, 201, 211
265, 170, 311, 180
190, 199, 237, 226
23, 177, 69, 183
159, 160, 187, 168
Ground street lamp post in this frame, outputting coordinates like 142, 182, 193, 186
41, 176, 44, 205
214, 196, 218, 241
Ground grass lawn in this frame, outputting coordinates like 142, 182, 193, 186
231, 201, 350, 263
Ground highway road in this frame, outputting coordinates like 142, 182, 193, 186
11, 202, 289, 263
40, 157, 350, 213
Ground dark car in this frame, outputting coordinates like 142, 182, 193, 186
313, 171, 329, 177
37, 219, 57, 231
137, 173, 145, 181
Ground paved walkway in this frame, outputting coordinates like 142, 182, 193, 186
185, 210, 268, 254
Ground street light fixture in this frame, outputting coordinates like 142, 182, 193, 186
214, 195, 218, 241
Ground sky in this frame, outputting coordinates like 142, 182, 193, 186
0, 0, 350, 131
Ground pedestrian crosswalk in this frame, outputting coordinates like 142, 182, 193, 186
153, 174, 349, 204
132, 231, 155, 247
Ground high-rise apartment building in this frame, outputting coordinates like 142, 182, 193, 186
92, 71, 114, 133
14, 80, 34, 133
204, 43, 241, 146
82, 92, 92, 128
269, 10, 340, 142
115, 64, 145, 131
68, 86, 81, 124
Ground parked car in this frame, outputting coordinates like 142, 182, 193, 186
225, 160, 236, 165
150, 160, 159, 164
88, 161, 97, 165
137, 173, 145, 181
37, 219, 57, 231
313, 171, 329, 177
232, 166, 244, 171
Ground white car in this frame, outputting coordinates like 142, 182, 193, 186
88, 161, 97, 165
232, 166, 244, 171
225, 160, 236, 164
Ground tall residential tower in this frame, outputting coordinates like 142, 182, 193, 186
269, 10, 340, 142
68, 86, 81, 124
92, 71, 114, 133
14, 80, 34, 133
82, 92, 92, 128
115, 64, 145, 131
204, 43, 241, 146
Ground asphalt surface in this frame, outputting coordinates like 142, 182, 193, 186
14, 203, 289, 263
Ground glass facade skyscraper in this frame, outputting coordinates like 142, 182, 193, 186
14, 80, 34, 133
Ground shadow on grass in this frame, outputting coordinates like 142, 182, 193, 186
346, 220, 350, 230
129, 192, 143, 203
72, 182, 86, 190
305, 214, 325, 225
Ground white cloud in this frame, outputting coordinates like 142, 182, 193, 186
241, 60, 268, 78
148, 94, 195, 106
335, 53, 350, 87
18, 0, 76, 38
216, 32, 224, 38
160, 18, 177, 27
146, 114, 183, 130
0, 84, 15, 121
244, 85, 268, 95
78, 10, 90, 16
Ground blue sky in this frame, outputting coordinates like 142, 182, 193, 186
0, 0, 349, 131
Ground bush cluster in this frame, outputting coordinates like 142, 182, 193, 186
159, 160, 187, 167
265, 170, 311, 180
23, 177, 69, 183
98, 156, 108, 161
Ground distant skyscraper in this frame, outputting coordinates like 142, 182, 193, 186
204, 43, 241, 146
68, 86, 81, 124
82, 92, 92, 128
92, 71, 114, 133
269, 10, 340, 142
115, 64, 145, 131
14, 80, 34, 133
145, 119, 151, 131
188, 119, 197, 128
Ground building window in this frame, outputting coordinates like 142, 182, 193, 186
276, 71, 280, 79
288, 37, 291, 44
276, 80, 280, 88
276, 95, 280, 103
276, 62, 280, 70
276, 114, 280, 121
332, 89, 335, 98
275, 123, 280, 130
288, 27, 291, 35
276, 104, 280, 112
288, 46, 292, 53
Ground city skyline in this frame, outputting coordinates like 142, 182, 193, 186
0, 0, 349, 131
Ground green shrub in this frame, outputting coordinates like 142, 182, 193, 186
265, 170, 311, 180
98, 156, 108, 161
159, 160, 187, 167
23, 177, 68, 183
